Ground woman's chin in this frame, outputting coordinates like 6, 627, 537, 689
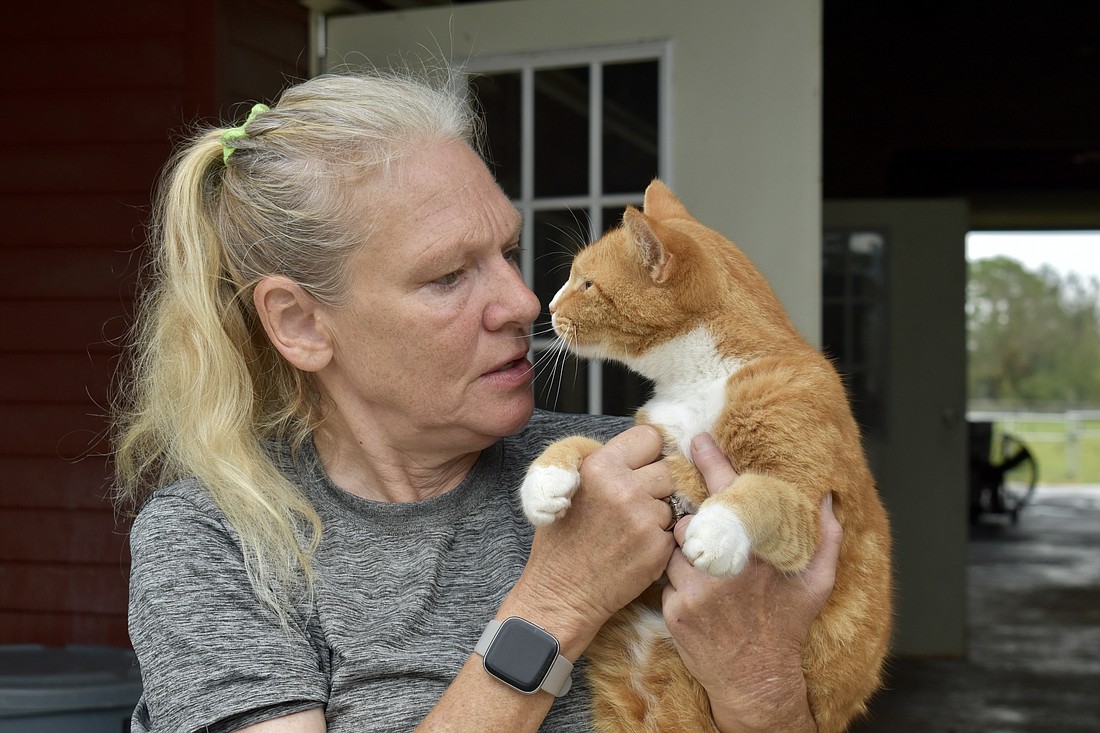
485, 392, 536, 438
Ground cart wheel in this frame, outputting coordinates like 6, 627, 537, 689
999, 433, 1038, 517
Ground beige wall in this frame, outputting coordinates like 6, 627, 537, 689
325, 0, 823, 344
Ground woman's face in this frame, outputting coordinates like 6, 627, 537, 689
318, 140, 541, 454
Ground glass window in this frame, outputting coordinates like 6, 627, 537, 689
471, 45, 668, 415
472, 72, 522, 199
534, 66, 590, 198
602, 60, 659, 194
822, 230, 888, 433
603, 360, 654, 417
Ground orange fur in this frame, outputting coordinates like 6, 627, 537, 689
524, 181, 892, 732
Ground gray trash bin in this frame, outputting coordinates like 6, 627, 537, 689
0, 645, 140, 733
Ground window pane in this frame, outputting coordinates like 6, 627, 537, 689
822, 229, 888, 434
823, 302, 847, 359
535, 67, 590, 197
852, 303, 874, 363
601, 205, 637, 239
822, 246, 846, 299
602, 60, 659, 194
602, 360, 653, 417
471, 72, 522, 199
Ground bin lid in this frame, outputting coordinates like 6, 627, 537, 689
0, 645, 141, 714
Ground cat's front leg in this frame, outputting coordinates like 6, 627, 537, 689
521, 435, 603, 526
682, 473, 820, 577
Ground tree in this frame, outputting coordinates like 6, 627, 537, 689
967, 257, 1100, 407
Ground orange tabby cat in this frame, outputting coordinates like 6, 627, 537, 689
520, 180, 892, 733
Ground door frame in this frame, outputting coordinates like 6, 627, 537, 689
825, 198, 970, 657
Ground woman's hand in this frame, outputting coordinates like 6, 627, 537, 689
662, 433, 842, 733
509, 425, 678, 658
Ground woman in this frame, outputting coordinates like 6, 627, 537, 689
114, 68, 841, 733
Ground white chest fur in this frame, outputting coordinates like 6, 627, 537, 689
625, 327, 743, 460
643, 377, 731, 460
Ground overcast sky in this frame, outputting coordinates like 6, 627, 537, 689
967, 231, 1100, 283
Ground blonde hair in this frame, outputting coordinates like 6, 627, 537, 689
114, 68, 478, 618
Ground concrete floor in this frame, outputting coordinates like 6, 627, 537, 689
849, 487, 1100, 733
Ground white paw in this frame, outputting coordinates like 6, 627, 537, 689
521, 465, 580, 526
682, 505, 752, 577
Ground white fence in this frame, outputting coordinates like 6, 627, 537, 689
968, 410, 1100, 482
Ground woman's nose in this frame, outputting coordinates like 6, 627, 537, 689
486, 260, 540, 331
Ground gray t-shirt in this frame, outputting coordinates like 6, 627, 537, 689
128, 410, 631, 733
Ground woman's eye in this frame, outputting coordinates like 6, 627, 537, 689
434, 269, 464, 289
504, 246, 524, 268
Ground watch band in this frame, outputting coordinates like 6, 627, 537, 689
475, 618, 574, 697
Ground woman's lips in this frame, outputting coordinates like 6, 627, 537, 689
482, 356, 534, 387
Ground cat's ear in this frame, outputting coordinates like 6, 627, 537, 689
624, 207, 675, 284
643, 179, 692, 221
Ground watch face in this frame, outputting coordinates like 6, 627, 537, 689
483, 618, 559, 694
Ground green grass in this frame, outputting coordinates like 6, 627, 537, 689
989, 418, 1100, 485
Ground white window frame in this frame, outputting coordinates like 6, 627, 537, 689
467, 42, 672, 414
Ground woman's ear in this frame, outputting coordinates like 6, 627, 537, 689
253, 276, 333, 372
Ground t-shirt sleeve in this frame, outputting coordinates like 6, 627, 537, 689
128, 490, 328, 733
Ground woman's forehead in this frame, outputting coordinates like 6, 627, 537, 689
374, 143, 521, 250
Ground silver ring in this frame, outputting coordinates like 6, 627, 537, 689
664, 494, 688, 531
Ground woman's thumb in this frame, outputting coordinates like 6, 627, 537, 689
690, 433, 739, 496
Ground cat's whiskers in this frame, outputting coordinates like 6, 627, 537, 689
526, 323, 560, 340
525, 320, 580, 409
546, 345, 565, 409
552, 322, 582, 408
531, 341, 562, 406
526, 340, 560, 377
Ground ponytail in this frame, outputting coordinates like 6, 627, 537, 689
115, 131, 321, 617
113, 68, 476, 620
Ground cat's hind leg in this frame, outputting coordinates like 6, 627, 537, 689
521, 435, 603, 526
588, 602, 719, 733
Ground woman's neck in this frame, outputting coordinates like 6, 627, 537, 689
312, 415, 483, 503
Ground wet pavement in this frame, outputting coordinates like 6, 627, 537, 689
849, 487, 1100, 733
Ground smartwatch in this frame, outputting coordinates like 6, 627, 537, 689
474, 617, 573, 697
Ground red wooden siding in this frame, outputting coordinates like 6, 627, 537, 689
0, 0, 307, 648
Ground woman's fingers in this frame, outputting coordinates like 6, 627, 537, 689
801, 494, 843, 606
689, 433, 738, 496
599, 424, 665, 470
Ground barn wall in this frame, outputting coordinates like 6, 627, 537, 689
0, 0, 308, 647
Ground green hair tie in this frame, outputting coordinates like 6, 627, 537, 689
221, 103, 270, 164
